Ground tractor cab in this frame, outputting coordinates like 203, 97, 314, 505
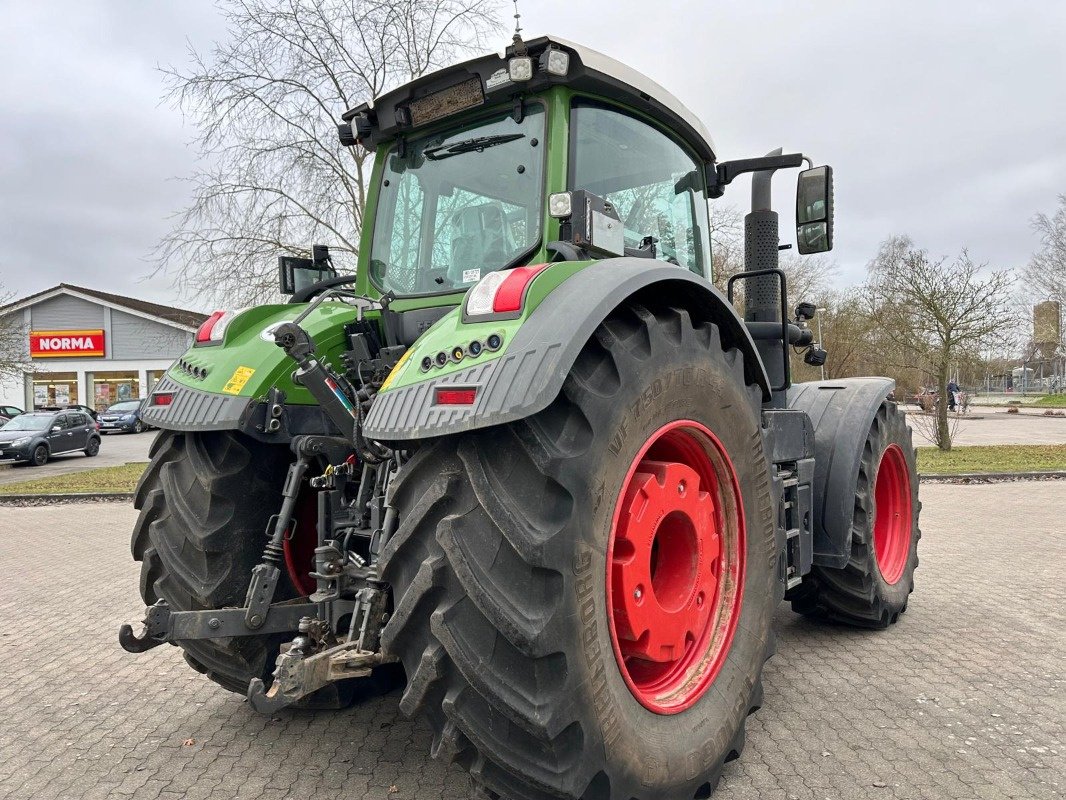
333, 35, 734, 304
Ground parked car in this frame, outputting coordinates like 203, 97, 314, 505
0, 405, 23, 423
36, 404, 100, 430
99, 399, 150, 434
0, 409, 101, 466
37, 403, 100, 421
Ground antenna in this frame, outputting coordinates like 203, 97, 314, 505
512, 0, 523, 42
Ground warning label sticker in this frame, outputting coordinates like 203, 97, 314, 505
221, 366, 256, 395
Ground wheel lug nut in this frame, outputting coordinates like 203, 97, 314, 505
634, 587, 643, 601
677, 480, 686, 496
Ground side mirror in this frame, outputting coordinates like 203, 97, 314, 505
796, 165, 834, 254
278, 245, 338, 295
51, 425, 61, 432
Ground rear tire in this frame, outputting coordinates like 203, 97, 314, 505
85, 437, 100, 457
131, 430, 296, 694
381, 303, 778, 800
789, 401, 921, 628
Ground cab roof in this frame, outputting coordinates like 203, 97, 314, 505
343, 35, 717, 162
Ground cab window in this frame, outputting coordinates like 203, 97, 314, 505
569, 99, 710, 274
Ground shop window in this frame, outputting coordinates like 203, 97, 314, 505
147, 369, 166, 393
92, 371, 141, 411
32, 372, 78, 409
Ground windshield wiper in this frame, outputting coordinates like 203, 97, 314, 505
424, 133, 525, 161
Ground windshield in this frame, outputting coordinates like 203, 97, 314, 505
2, 414, 51, 431
369, 106, 546, 296
107, 401, 141, 413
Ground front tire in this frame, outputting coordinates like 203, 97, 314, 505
382, 304, 777, 800
789, 401, 921, 628
31, 444, 48, 466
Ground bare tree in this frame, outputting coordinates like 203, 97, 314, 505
0, 285, 30, 383
867, 238, 1015, 450
708, 203, 744, 294
706, 203, 837, 300
155, 0, 502, 305
1023, 194, 1066, 308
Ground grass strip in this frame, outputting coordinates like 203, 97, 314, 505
0, 462, 148, 495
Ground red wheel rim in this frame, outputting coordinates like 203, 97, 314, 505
282, 485, 319, 597
606, 420, 745, 714
873, 443, 912, 585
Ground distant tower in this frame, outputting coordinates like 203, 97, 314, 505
1033, 300, 1062, 359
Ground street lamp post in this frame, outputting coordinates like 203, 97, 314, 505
816, 307, 827, 380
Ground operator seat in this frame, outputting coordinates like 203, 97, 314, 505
447, 202, 516, 285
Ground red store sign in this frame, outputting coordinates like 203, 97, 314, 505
29, 329, 106, 358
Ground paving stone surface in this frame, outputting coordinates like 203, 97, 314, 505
909, 409, 1066, 447
0, 482, 1062, 800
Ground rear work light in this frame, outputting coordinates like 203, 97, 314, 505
434, 387, 478, 405
195, 308, 246, 345
151, 393, 174, 406
464, 264, 550, 319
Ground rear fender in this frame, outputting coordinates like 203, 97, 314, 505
363, 258, 770, 441
786, 378, 896, 568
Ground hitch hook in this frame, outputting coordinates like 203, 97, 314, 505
118, 622, 165, 653
246, 677, 294, 714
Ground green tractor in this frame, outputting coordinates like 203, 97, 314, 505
121, 35, 920, 800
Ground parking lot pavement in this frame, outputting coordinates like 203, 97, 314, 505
0, 482, 1062, 800
910, 409, 1066, 447
0, 428, 153, 486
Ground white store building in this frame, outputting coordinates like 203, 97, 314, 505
0, 284, 207, 412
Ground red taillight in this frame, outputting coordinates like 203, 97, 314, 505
151, 393, 174, 406
492, 264, 551, 313
465, 264, 551, 318
434, 387, 477, 405
196, 311, 226, 343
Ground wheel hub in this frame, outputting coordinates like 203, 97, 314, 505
611, 461, 718, 664
607, 420, 745, 714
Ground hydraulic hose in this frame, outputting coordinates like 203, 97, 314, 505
273, 322, 357, 442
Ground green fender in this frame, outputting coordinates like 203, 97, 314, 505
363, 258, 771, 442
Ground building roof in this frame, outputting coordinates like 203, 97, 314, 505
0, 284, 209, 330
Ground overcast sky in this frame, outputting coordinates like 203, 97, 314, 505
2, 1, 1064, 311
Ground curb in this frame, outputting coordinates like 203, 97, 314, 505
0, 492, 135, 506
920, 470, 1066, 484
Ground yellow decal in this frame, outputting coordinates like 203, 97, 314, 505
379, 348, 413, 392
222, 366, 256, 395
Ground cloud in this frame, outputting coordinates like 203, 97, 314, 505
1, 0, 1063, 307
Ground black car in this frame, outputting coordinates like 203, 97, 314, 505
0, 409, 101, 466
37, 403, 100, 422
99, 399, 150, 434
0, 405, 23, 423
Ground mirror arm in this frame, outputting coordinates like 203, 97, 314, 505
707, 152, 804, 198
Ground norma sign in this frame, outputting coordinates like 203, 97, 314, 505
29, 329, 106, 358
